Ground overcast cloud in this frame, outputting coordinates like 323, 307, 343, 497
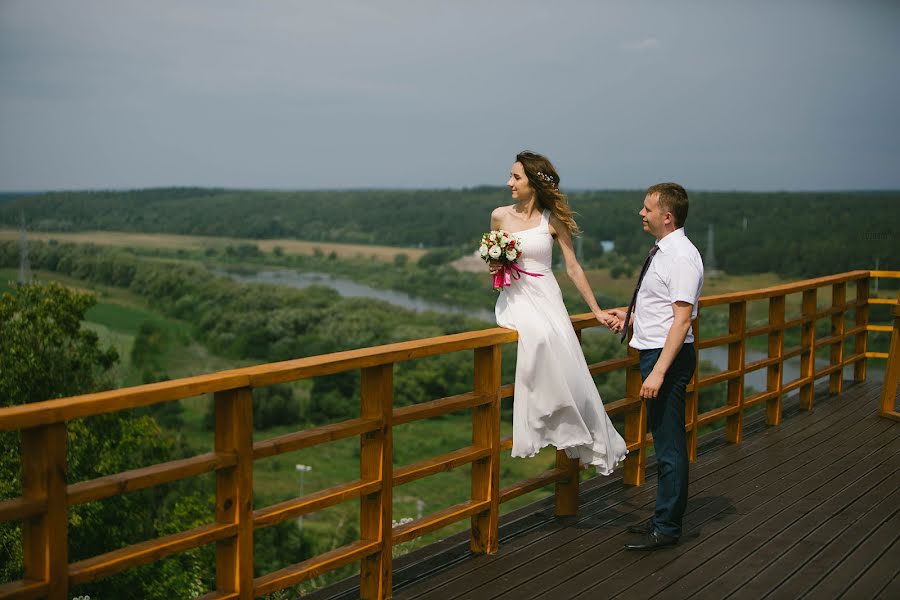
1, 0, 898, 191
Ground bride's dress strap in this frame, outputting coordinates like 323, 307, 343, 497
540, 209, 550, 230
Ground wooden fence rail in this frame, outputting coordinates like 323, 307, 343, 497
0, 270, 898, 599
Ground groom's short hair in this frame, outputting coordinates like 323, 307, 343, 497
647, 182, 689, 228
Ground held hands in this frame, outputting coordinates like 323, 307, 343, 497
607, 309, 627, 334
594, 310, 618, 331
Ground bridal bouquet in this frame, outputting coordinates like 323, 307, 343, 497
479, 230, 541, 290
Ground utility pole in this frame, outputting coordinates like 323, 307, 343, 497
295, 464, 313, 532
874, 257, 879, 294
18, 210, 31, 285
706, 224, 717, 273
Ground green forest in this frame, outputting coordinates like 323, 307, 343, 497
0, 187, 896, 277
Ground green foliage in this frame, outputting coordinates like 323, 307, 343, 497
417, 246, 465, 268
225, 243, 261, 259
253, 384, 303, 429
131, 320, 168, 372
0, 283, 214, 596
204, 384, 303, 430
0, 282, 119, 407
3, 188, 897, 278
610, 264, 632, 280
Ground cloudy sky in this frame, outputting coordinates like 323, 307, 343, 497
1, 0, 898, 191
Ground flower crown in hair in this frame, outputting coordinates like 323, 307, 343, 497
536, 171, 558, 189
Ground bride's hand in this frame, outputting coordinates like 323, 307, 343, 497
607, 309, 626, 334
594, 310, 616, 330
488, 260, 502, 275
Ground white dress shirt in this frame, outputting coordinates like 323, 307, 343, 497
630, 228, 704, 351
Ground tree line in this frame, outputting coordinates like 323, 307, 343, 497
1, 187, 896, 277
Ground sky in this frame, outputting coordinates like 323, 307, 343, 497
1, 0, 899, 192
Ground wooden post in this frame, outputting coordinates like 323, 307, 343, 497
554, 449, 579, 517
554, 331, 581, 516
686, 311, 700, 462
854, 278, 869, 382
471, 345, 501, 551
725, 301, 747, 443
830, 282, 847, 394
214, 387, 254, 599
623, 345, 646, 486
360, 364, 393, 599
799, 289, 818, 410
767, 295, 786, 426
879, 297, 900, 419
21, 423, 68, 600
554, 326, 584, 515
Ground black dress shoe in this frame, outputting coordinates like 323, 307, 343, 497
624, 530, 678, 551
626, 520, 654, 534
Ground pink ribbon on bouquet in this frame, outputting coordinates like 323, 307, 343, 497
493, 262, 544, 290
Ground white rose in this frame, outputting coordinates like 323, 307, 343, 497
488, 245, 502, 259
505, 249, 518, 261
479, 244, 489, 257
489, 232, 497, 242
500, 235, 510, 246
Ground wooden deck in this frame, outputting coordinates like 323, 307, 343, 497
313, 380, 900, 600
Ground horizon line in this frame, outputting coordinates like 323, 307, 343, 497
2, 186, 899, 196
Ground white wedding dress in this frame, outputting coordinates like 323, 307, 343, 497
495, 210, 627, 474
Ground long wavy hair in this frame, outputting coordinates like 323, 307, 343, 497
515, 150, 581, 235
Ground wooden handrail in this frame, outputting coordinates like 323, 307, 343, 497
67, 451, 237, 507
0, 329, 520, 431
1, 269, 898, 599
252, 417, 381, 460
253, 480, 382, 529
697, 270, 870, 307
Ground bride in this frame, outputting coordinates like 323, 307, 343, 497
489, 151, 627, 474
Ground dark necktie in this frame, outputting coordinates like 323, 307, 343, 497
621, 244, 659, 343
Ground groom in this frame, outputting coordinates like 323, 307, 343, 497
610, 182, 704, 550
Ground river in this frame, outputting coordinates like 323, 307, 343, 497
221, 269, 880, 389
217, 269, 497, 323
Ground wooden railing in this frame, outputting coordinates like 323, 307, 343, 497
1, 270, 898, 599
879, 288, 900, 421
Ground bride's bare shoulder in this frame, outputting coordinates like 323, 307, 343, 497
491, 205, 515, 219
490, 205, 513, 227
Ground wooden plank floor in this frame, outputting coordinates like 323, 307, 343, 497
312, 381, 900, 600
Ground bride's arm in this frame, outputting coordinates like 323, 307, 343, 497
550, 216, 615, 328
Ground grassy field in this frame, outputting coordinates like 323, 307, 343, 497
0, 229, 427, 262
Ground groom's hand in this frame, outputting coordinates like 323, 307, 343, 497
594, 310, 616, 330
608, 309, 626, 333
640, 371, 664, 399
